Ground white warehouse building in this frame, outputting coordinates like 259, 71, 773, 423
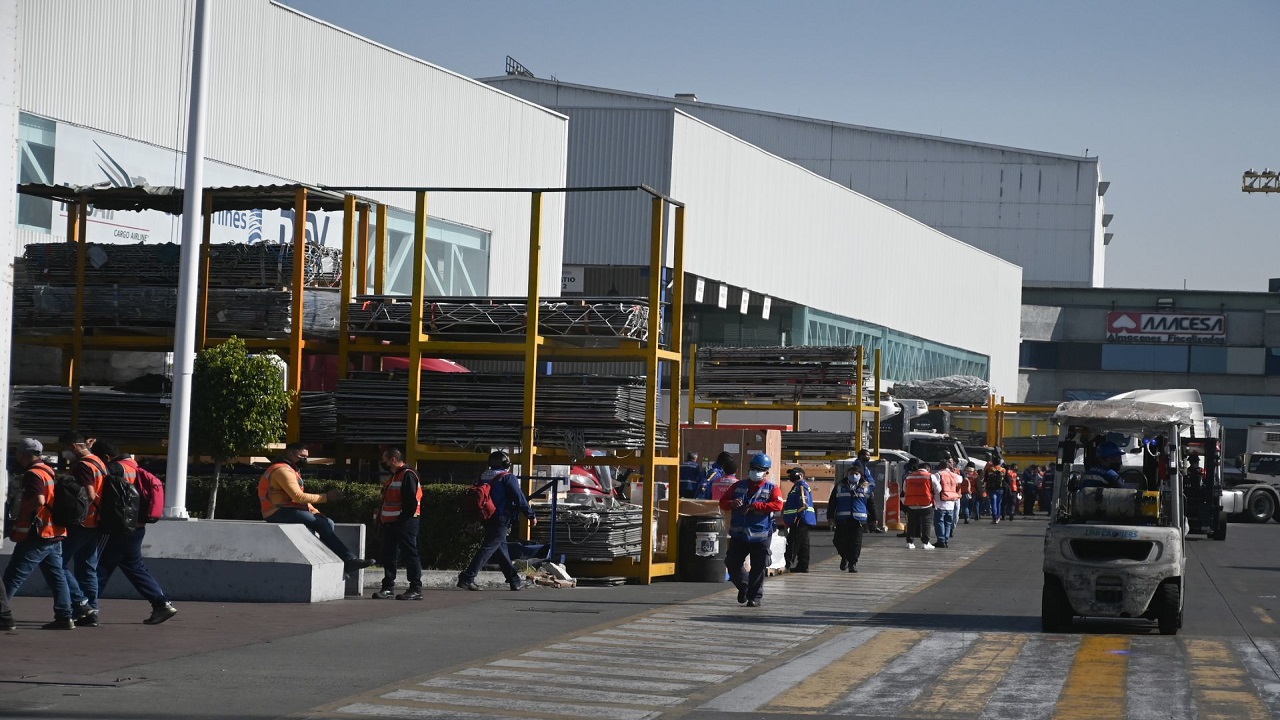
486, 76, 1110, 289
497, 105, 1023, 397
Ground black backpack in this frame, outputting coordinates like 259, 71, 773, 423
97, 461, 141, 535
50, 472, 92, 528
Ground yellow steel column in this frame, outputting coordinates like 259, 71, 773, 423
374, 204, 388, 295
665, 205, 686, 564
640, 195, 665, 582
70, 198, 88, 429
338, 195, 356, 386
405, 192, 428, 466
688, 343, 699, 425
356, 204, 370, 297
854, 345, 865, 453
286, 187, 307, 442
987, 394, 998, 447
195, 192, 213, 349
874, 348, 883, 452
520, 193, 544, 502
60, 201, 79, 387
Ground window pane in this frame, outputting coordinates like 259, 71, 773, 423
1226, 348, 1264, 375
1267, 348, 1280, 376
1190, 346, 1227, 374
1100, 344, 1188, 373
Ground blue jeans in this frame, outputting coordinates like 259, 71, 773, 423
266, 507, 356, 562
934, 507, 956, 544
989, 491, 1003, 520
460, 518, 520, 585
4, 538, 73, 620
98, 527, 168, 608
725, 536, 770, 602
63, 525, 107, 611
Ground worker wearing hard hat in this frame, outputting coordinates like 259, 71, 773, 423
781, 468, 817, 573
719, 454, 784, 607
1080, 442, 1125, 489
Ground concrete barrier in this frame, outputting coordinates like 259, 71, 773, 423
0, 519, 365, 603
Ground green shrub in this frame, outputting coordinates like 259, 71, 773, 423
179, 474, 482, 570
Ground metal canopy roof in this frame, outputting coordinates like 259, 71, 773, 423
15, 183, 356, 214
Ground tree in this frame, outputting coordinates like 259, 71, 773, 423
192, 337, 291, 519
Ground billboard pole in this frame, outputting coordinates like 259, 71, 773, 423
164, 0, 211, 519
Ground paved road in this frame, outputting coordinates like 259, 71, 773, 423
1, 518, 1277, 719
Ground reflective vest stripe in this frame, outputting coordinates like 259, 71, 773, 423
728, 482, 777, 542
79, 455, 108, 528
13, 464, 62, 541
258, 462, 306, 517
380, 467, 422, 522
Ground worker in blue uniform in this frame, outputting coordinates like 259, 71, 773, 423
781, 467, 817, 573
678, 452, 707, 499
718, 454, 785, 607
827, 465, 872, 572
1080, 442, 1124, 489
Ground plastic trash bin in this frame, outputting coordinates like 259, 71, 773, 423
678, 514, 726, 582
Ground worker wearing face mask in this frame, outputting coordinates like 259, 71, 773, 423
258, 441, 371, 575
719, 453, 785, 608
371, 448, 422, 600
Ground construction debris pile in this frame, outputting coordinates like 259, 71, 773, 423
695, 345, 872, 403
530, 502, 644, 562
334, 372, 667, 451
10, 386, 170, 443
782, 431, 860, 454
890, 375, 990, 405
13, 242, 343, 337
347, 296, 652, 340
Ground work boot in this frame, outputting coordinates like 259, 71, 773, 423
746, 599, 762, 607
849, 565, 859, 573
839, 559, 848, 571
737, 588, 747, 604
144, 603, 178, 625
0, 618, 15, 632
396, 588, 423, 601
74, 610, 99, 628
371, 588, 395, 600
456, 578, 481, 591
42, 618, 75, 630
344, 558, 375, 574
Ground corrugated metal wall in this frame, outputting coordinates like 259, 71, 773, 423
19, 0, 568, 295
667, 112, 1022, 396
486, 77, 1101, 288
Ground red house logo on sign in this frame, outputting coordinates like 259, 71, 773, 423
1106, 311, 1226, 344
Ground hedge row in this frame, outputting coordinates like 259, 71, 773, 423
182, 477, 484, 570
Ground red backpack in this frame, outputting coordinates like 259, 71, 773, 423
135, 466, 166, 524
464, 475, 499, 522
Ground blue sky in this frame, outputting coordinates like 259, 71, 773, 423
281, 0, 1278, 292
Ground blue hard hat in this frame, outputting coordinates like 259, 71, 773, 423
1097, 442, 1123, 459
749, 453, 772, 470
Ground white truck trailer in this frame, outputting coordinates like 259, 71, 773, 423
1235, 423, 1280, 523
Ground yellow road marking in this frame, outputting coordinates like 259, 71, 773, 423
1051, 635, 1129, 720
1252, 606, 1275, 625
1185, 639, 1271, 720
909, 633, 1029, 717
763, 629, 923, 713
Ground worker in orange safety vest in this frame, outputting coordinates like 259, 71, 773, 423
372, 448, 423, 600
900, 459, 936, 549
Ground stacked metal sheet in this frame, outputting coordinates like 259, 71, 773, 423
782, 431, 860, 454
695, 345, 873, 403
530, 502, 644, 562
13, 286, 341, 338
1001, 435, 1059, 455
346, 296, 652, 341
300, 391, 338, 443
11, 386, 170, 443
334, 372, 667, 451
20, 242, 343, 288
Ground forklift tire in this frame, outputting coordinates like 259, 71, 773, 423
1156, 581, 1181, 636
1042, 575, 1073, 633
1210, 512, 1228, 541
1245, 490, 1276, 524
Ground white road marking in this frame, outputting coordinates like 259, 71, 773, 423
1128, 637, 1195, 720
380, 690, 661, 720
979, 635, 1081, 720
418, 677, 685, 707
836, 631, 978, 716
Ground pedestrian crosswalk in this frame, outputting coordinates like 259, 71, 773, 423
303, 537, 1280, 720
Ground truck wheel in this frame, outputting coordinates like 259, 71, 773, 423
1211, 512, 1228, 541
1156, 582, 1181, 636
1042, 575, 1072, 633
1245, 490, 1277, 524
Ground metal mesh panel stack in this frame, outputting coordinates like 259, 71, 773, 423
530, 502, 644, 562
20, 242, 343, 288
11, 386, 170, 443
300, 391, 338, 443
346, 296, 652, 341
695, 345, 873, 403
334, 372, 667, 451
12, 286, 341, 338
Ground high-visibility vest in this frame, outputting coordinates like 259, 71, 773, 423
710, 473, 739, 501
782, 480, 817, 527
902, 470, 934, 508
728, 481, 778, 543
964, 468, 981, 495
12, 463, 65, 541
1006, 469, 1020, 493
380, 466, 422, 522
937, 470, 962, 502
831, 479, 871, 521
77, 455, 108, 529
258, 462, 308, 517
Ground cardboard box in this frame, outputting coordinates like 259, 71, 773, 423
681, 427, 783, 484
